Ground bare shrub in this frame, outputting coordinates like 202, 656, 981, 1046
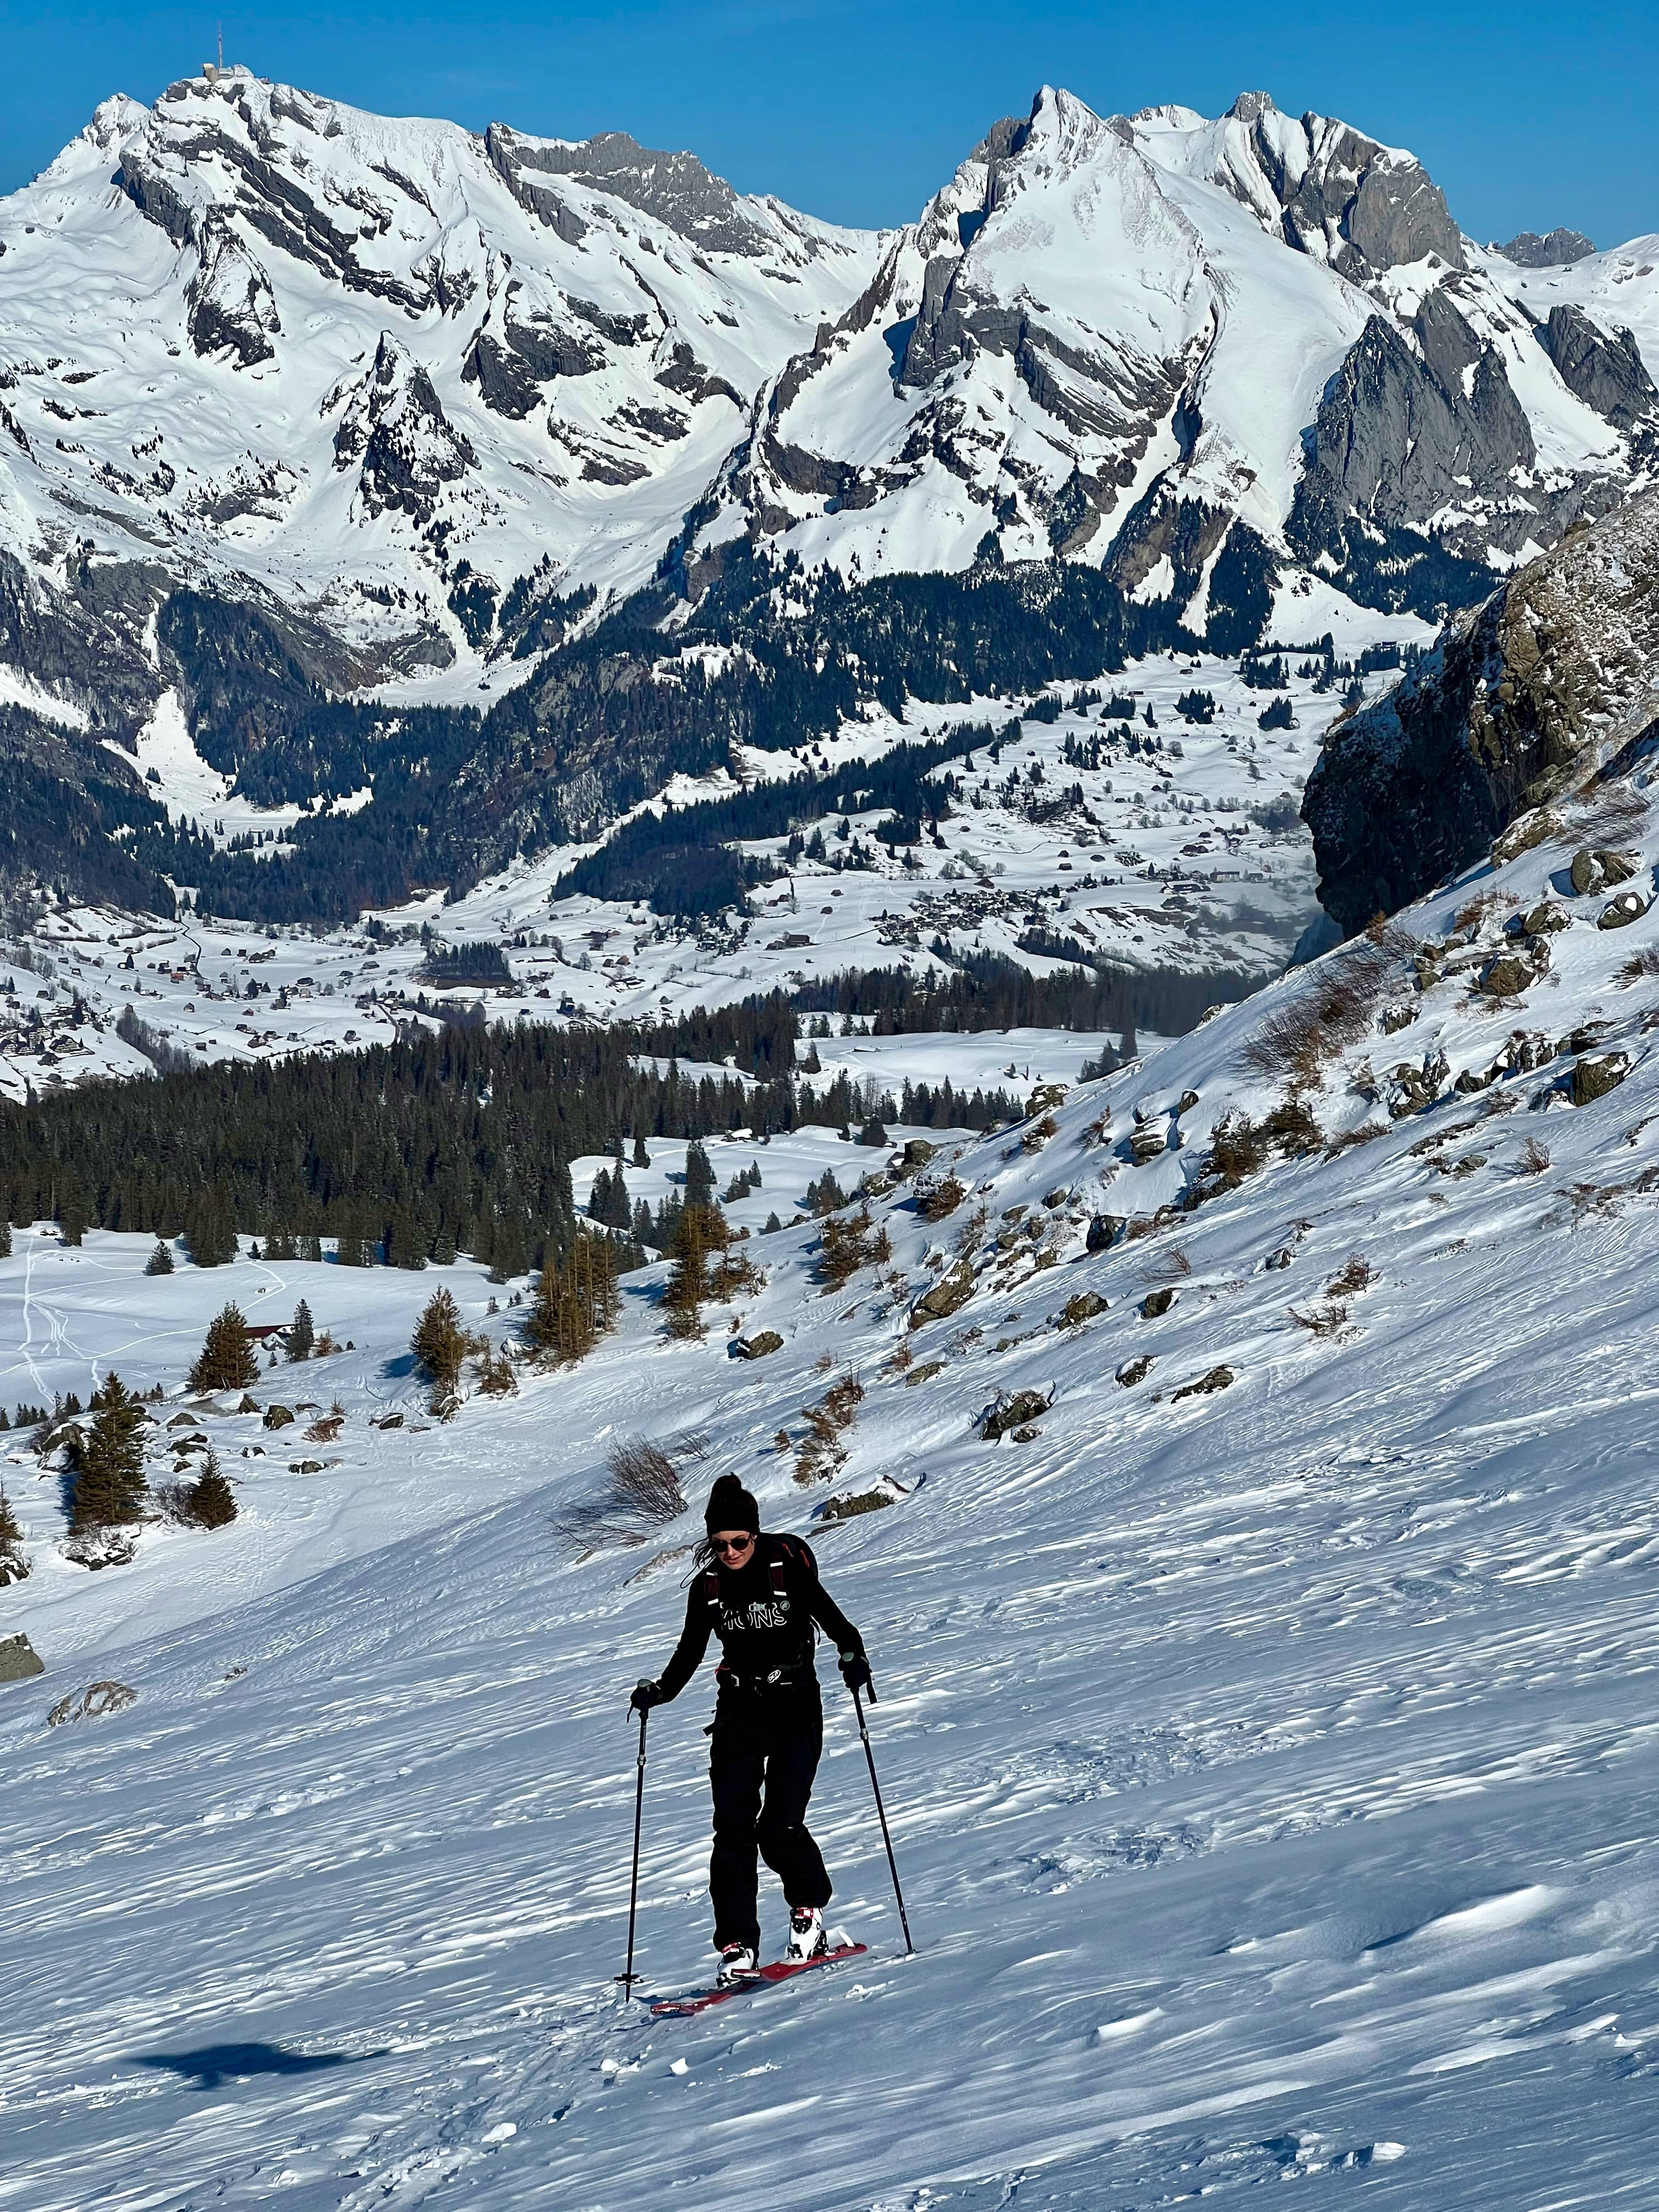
1571, 782, 1650, 844
1290, 1302, 1350, 1338
605, 1437, 687, 1523
955, 1203, 990, 1255
1619, 949, 1659, 985
1514, 1135, 1551, 1177
1139, 1244, 1193, 1284
1239, 935, 1410, 1086
1326, 1253, 1375, 1298
1453, 889, 1507, 934
555, 1432, 695, 1552
795, 1374, 865, 1485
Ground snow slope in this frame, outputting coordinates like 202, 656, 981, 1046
3, 759, 1658, 2207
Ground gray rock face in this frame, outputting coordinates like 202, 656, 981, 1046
1570, 1051, 1631, 1104
1222, 94, 1463, 276
1304, 484, 1659, 929
186, 217, 281, 368
1496, 229, 1594, 268
1538, 307, 1657, 431
485, 125, 771, 258
0, 1633, 44, 1683
1288, 298, 1568, 613
333, 335, 477, 521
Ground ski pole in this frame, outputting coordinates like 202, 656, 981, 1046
617, 1707, 648, 1996
850, 1681, 915, 1955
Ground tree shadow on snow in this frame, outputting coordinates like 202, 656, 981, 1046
127, 2041, 384, 2091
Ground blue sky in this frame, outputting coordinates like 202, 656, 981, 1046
4, 0, 1656, 247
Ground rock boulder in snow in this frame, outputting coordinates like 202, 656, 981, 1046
0, 1633, 45, 1684
909, 1257, 975, 1328
47, 1680, 137, 1725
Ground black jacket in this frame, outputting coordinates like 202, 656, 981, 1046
657, 1532, 865, 1701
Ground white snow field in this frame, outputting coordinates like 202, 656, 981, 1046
3, 789, 1659, 2210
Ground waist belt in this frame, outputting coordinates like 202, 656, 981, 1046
716, 1661, 814, 1694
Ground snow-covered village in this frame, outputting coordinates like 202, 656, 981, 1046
2, 13, 1658, 2207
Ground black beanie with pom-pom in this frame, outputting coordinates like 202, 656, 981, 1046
705, 1472, 760, 1535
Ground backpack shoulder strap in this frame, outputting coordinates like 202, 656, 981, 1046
701, 1568, 721, 1610
770, 1533, 812, 1594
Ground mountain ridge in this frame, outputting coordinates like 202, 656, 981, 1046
1, 72, 1656, 928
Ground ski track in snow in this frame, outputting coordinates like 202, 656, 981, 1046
4, 813, 1659, 2206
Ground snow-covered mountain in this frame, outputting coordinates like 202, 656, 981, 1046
2, 70, 1656, 951
0, 69, 881, 727
720, 87, 1656, 624
3, 75, 1655, 727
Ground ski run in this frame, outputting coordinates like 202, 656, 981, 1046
4, 741, 1659, 2209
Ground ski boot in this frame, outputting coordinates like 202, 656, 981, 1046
786, 1905, 828, 1963
716, 1943, 761, 1989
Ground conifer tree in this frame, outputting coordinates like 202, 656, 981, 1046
188, 1448, 238, 1530
145, 1238, 175, 1277
525, 1230, 617, 1363
188, 1304, 258, 1393
663, 1205, 727, 1339
0, 1217, 10, 1259
59, 1176, 90, 1246
684, 1141, 716, 1210
0, 1485, 27, 1585
187, 1185, 239, 1267
287, 1299, 314, 1361
72, 1374, 149, 1532
413, 1286, 467, 1414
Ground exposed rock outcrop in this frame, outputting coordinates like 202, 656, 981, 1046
1304, 485, 1659, 929
1495, 229, 1594, 268
332, 334, 477, 521
0, 1633, 44, 1683
1216, 93, 1463, 278
1538, 306, 1657, 432
186, 216, 281, 368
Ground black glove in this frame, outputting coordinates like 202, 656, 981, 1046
630, 1678, 664, 1715
838, 1650, 872, 1695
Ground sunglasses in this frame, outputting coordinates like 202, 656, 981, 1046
710, 1533, 755, 1555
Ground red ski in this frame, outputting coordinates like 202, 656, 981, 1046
647, 1943, 867, 2018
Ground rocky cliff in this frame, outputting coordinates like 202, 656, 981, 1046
1303, 487, 1659, 930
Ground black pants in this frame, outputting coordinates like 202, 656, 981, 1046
709, 1684, 831, 1952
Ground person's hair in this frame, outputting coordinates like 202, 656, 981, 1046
692, 1528, 759, 1573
